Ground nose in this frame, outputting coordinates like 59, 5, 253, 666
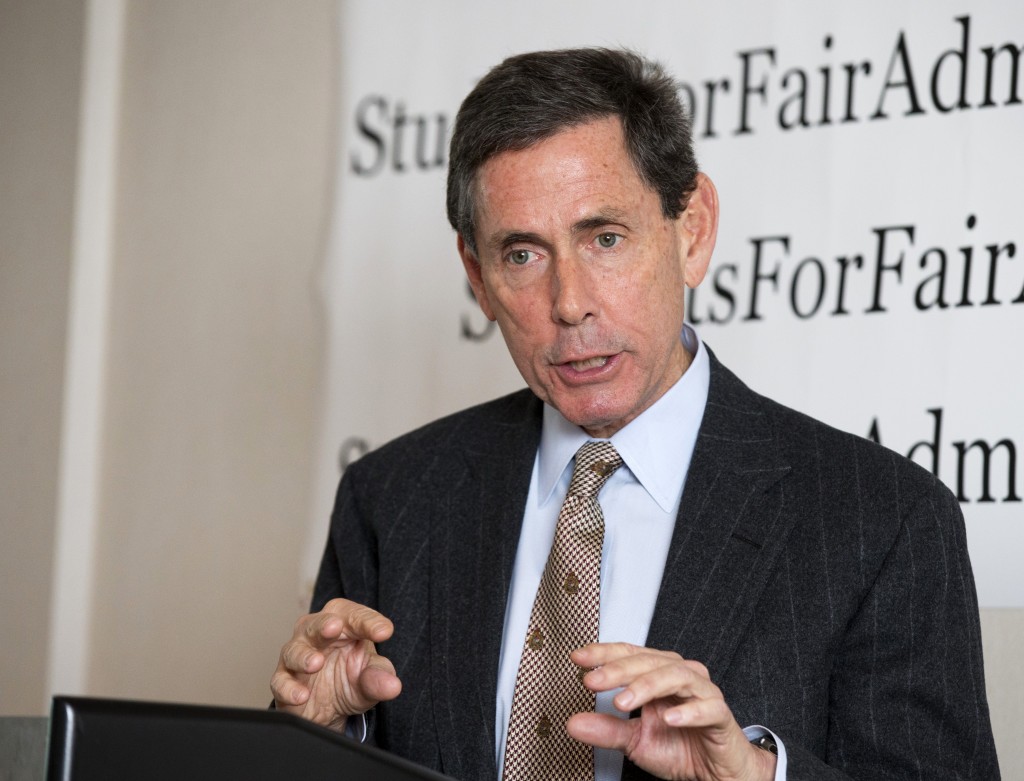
551, 254, 597, 325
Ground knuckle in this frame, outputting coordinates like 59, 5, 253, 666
350, 604, 377, 626
281, 645, 301, 670
324, 597, 352, 613
269, 671, 291, 698
305, 612, 332, 640
627, 678, 653, 700
687, 660, 710, 679
605, 641, 635, 657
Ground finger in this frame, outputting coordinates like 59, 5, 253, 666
584, 656, 720, 714
574, 643, 711, 674
616, 662, 720, 713
660, 694, 734, 729
313, 599, 395, 644
571, 641, 653, 668
579, 648, 691, 691
270, 668, 311, 708
565, 712, 634, 753
280, 638, 325, 675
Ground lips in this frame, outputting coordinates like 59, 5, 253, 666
555, 353, 619, 382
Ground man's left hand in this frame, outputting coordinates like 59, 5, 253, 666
567, 643, 776, 781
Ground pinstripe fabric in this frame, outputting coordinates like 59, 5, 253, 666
311, 350, 999, 781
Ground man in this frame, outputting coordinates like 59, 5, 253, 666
272, 49, 999, 780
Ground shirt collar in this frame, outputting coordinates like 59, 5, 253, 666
537, 325, 710, 512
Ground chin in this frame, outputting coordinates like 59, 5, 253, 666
542, 384, 636, 434
562, 404, 628, 436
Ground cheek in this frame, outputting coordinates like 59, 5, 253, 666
489, 283, 549, 333
490, 297, 549, 363
630, 282, 686, 351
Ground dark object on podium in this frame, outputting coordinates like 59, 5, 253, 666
47, 696, 456, 780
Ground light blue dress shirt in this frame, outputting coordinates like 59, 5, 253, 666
493, 326, 787, 780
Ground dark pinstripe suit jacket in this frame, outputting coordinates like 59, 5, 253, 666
312, 352, 999, 780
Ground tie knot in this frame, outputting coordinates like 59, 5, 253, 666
568, 441, 622, 498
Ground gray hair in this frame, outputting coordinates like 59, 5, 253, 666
446, 47, 699, 254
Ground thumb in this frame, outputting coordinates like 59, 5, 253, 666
354, 650, 403, 706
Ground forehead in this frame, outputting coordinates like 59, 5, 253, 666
472, 117, 659, 245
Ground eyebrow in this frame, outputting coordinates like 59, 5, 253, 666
485, 231, 545, 254
484, 209, 632, 254
571, 210, 630, 235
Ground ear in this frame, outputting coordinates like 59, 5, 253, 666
676, 173, 719, 289
457, 234, 497, 321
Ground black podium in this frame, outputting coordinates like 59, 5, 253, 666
47, 697, 455, 780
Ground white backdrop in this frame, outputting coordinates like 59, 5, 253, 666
304, 1, 1024, 607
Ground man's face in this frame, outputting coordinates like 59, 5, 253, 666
459, 117, 717, 438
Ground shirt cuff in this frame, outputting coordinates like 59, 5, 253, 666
345, 712, 368, 742
742, 725, 787, 781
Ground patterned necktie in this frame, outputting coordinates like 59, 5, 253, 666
503, 441, 623, 781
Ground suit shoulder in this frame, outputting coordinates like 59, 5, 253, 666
708, 355, 954, 509
346, 388, 541, 478
765, 393, 950, 503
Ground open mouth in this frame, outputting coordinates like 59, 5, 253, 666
568, 356, 609, 371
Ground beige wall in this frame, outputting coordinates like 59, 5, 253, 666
0, 0, 84, 715
85, 0, 334, 706
980, 609, 1024, 778
0, 0, 1021, 776
0, 0, 334, 712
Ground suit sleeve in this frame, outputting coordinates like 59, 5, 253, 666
311, 461, 379, 613
309, 464, 384, 744
786, 481, 999, 780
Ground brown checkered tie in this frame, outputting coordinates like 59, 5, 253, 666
502, 441, 623, 781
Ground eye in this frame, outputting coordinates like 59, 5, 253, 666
595, 232, 622, 249
506, 249, 537, 266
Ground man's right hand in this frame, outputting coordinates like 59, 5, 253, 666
271, 598, 402, 733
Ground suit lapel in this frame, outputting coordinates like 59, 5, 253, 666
645, 354, 793, 678
429, 392, 541, 779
